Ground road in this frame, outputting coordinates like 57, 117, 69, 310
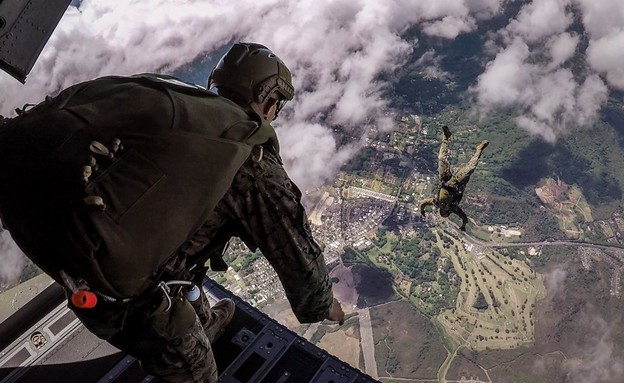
443, 222, 624, 252
302, 323, 320, 340
480, 239, 624, 251
358, 307, 378, 379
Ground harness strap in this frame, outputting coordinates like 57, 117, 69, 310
157, 280, 194, 312
440, 183, 461, 195
93, 290, 134, 304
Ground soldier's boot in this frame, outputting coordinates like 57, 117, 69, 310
205, 298, 236, 343
442, 125, 452, 139
476, 140, 489, 154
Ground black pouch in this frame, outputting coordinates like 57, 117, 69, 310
150, 296, 198, 340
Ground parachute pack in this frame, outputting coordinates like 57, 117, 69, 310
0, 75, 277, 298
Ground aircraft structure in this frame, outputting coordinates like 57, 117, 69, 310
0, 278, 376, 383
0, 0, 71, 83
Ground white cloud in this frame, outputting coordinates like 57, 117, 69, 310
575, 75, 609, 126
414, 0, 502, 37
423, 15, 476, 39
472, 0, 614, 141
543, 266, 567, 295
415, 50, 452, 80
278, 122, 359, 191
0, 0, 513, 283
0, 0, 620, 188
572, 0, 624, 91
0, 0, 512, 190
573, 0, 624, 39
476, 55, 608, 143
466, 0, 503, 19
412, 0, 470, 21
586, 31, 624, 90
1, 0, 620, 173
0, 231, 26, 284
515, 116, 557, 143
548, 32, 579, 69
531, 69, 577, 123
473, 38, 534, 111
507, 0, 572, 43
565, 312, 624, 383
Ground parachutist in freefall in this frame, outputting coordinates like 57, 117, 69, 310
420, 125, 488, 231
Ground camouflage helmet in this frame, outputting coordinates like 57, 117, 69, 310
208, 43, 294, 116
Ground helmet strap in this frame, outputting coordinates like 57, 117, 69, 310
251, 98, 280, 122
249, 101, 268, 122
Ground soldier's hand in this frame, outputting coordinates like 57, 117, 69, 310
326, 298, 345, 325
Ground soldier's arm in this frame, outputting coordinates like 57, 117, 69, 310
451, 205, 469, 231
218, 150, 334, 323
420, 197, 436, 216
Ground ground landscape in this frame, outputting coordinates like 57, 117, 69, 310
203, 17, 624, 378
205, 101, 624, 382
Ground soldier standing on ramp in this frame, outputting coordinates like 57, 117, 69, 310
0, 43, 344, 383
420, 125, 488, 231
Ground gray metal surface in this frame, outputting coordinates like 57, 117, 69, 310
0, 298, 123, 383
0, 0, 71, 82
0, 279, 380, 382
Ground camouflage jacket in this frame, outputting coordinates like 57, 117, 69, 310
181, 147, 334, 323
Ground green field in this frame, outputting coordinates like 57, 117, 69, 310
434, 230, 546, 351
370, 300, 447, 380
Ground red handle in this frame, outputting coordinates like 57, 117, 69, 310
71, 290, 98, 309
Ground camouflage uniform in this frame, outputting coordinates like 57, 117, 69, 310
0, 73, 333, 382
183, 147, 334, 323
420, 129, 488, 230
73, 144, 334, 382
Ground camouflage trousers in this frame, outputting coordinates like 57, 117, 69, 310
438, 136, 485, 189
70, 286, 218, 383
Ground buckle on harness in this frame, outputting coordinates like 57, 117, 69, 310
71, 290, 97, 309
60, 270, 98, 309
157, 280, 195, 312
60, 270, 136, 308
251, 145, 264, 163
